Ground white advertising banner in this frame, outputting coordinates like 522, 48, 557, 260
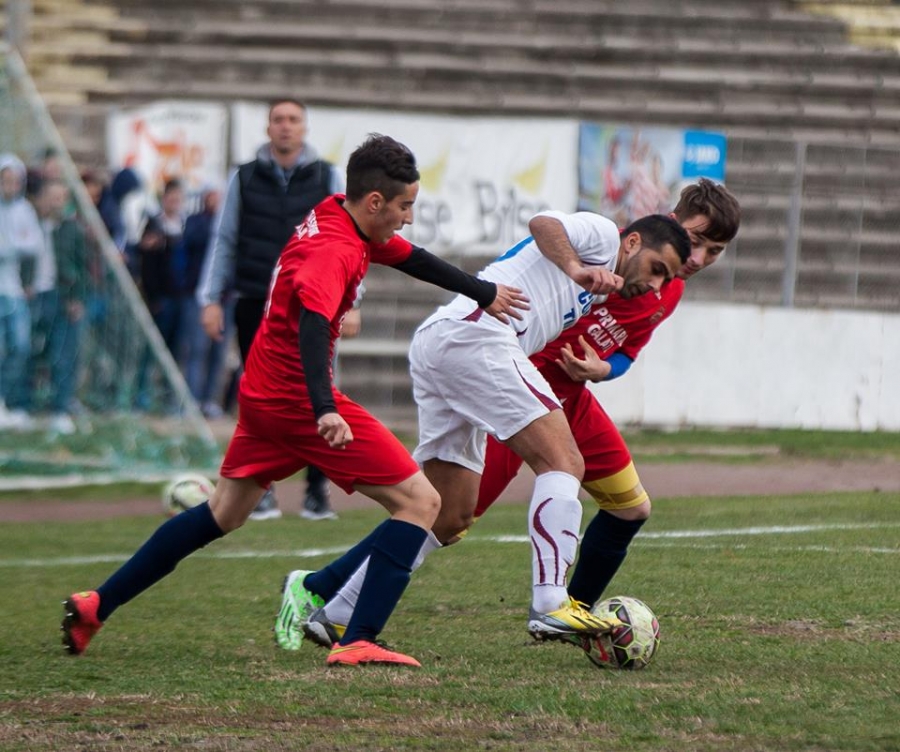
231, 103, 579, 256
107, 100, 229, 198
594, 302, 900, 432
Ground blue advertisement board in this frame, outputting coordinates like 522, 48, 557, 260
578, 123, 727, 225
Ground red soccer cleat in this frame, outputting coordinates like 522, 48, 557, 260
61, 591, 103, 655
326, 639, 421, 667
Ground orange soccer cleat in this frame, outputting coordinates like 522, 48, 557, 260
61, 591, 103, 655
326, 639, 421, 667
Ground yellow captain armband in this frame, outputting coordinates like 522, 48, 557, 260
582, 462, 649, 511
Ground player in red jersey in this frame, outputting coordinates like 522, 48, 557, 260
60, 134, 528, 667
475, 179, 742, 609
282, 180, 739, 652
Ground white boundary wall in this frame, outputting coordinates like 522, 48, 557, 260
594, 302, 900, 431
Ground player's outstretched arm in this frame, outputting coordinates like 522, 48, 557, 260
529, 215, 623, 296
391, 246, 529, 321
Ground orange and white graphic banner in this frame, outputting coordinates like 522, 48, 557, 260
107, 101, 228, 200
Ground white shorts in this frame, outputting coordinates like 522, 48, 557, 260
409, 316, 561, 474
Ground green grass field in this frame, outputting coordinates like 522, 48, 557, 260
1, 488, 898, 751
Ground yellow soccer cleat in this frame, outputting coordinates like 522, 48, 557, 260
527, 597, 623, 641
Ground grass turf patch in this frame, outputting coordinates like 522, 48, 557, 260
0, 493, 898, 751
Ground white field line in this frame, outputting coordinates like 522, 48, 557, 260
1, 522, 898, 568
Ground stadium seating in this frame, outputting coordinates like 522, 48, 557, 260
18, 1, 900, 148
3, 0, 899, 419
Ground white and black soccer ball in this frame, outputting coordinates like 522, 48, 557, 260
583, 595, 660, 670
161, 473, 215, 517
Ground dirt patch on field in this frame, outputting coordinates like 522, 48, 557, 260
0, 457, 897, 523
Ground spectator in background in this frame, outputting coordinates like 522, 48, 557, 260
139, 179, 186, 353
82, 169, 125, 251
79, 170, 119, 344
180, 186, 231, 418
26, 147, 65, 201
28, 180, 89, 434
0, 153, 43, 429
134, 179, 185, 409
110, 166, 149, 278
197, 98, 343, 522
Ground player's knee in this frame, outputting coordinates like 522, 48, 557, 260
396, 484, 440, 526
560, 448, 585, 481
421, 485, 442, 519
433, 507, 475, 545
208, 503, 244, 533
615, 499, 651, 522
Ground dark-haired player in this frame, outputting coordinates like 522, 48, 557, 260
281, 209, 691, 651
283, 180, 740, 651
477, 179, 742, 610
61, 134, 528, 667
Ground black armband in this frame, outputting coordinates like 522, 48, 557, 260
392, 246, 497, 308
298, 306, 337, 420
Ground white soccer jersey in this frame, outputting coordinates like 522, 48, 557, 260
419, 210, 621, 356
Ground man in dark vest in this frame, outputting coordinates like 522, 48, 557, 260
198, 99, 345, 521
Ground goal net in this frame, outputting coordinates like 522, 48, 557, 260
0, 45, 220, 490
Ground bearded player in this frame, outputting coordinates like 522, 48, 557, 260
282, 179, 739, 651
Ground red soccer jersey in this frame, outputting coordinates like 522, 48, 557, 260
240, 195, 412, 406
533, 278, 685, 401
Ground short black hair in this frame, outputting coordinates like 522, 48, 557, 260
622, 214, 692, 263
345, 134, 420, 203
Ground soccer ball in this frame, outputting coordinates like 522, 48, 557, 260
583, 596, 660, 670
161, 473, 215, 517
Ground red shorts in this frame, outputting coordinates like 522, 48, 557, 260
220, 392, 420, 493
475, 386, 631, 516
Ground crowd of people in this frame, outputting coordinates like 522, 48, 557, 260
2, 100, 351, 523
1, 149, 92, 433
0, 148, 235, 433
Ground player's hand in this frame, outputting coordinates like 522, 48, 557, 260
485, 284, 530, 324
555, 335, 612, 383
317, 412, 353, 448
340, 308, 362, 339
571, 266, 624, 296
201, 303, 224, 342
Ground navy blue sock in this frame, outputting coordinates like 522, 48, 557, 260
568, 510, 645, 606
303, 519, 390, 601
340, 519, 427, 645
96, 501, 224, 622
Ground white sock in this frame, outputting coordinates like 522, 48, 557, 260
528, 471, 583, 614
322, 530, 442, 626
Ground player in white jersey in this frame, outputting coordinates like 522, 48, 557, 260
290, 211, 691, 650
408, 212, 689, 640
424, 210, 623, 356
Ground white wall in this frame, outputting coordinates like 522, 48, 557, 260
593, 302, 900, 431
